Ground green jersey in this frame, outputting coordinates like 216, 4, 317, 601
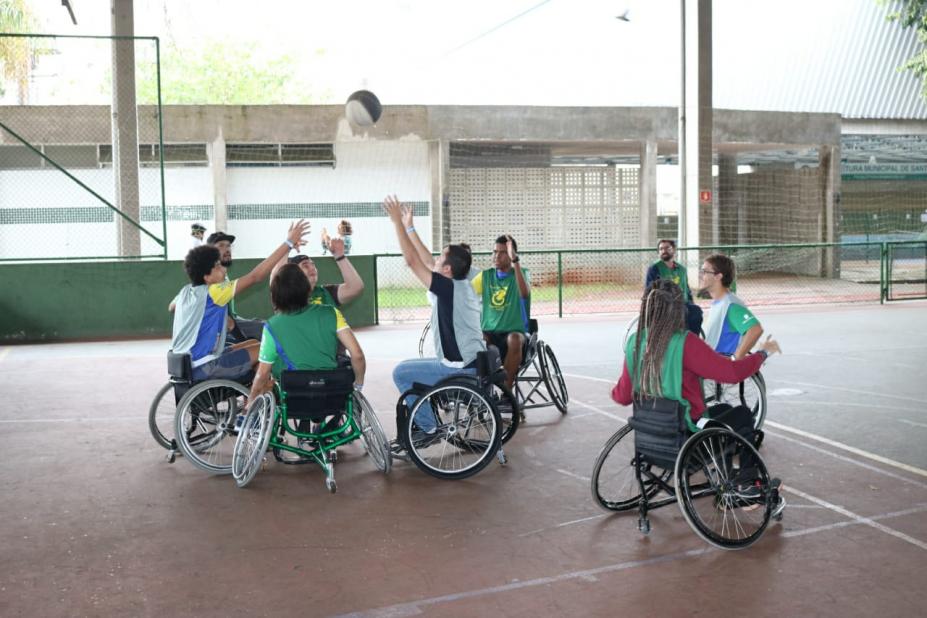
625, 329, 695, 431
258, 305, 348, 378
651, 261, 691, 303
472, 268, 530, 333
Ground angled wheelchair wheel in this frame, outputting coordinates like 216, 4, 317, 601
233, 393, 275, 488
702, 372, 767, 430
539, 343, 568, 414
621, 317, 639, 352
174, 379, 249, 475
354, 391, 391, 475
405, 383, 501, 480
489, 382, 520, 444
417, 322, 432, 358
148, 382, 176, 450
591, 423, 672, 512
674, 427, 772, 550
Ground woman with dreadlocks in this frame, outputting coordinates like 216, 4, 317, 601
612, 279, 780, 441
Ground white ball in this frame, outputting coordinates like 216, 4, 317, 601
345, 90, 382, 127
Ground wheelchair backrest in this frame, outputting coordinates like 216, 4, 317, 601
528, 319, 538, 335
281, 367, 355, 421
167, 351, 192, 382
628, 397, 689, 469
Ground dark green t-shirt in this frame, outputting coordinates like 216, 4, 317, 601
653, 261, 691, 303
473, 268, 530, 333
258, 305, 347, 378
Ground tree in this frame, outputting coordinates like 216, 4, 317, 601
0, 0, 37, 103
135, 40, 328, 105
885, 0, 927, 98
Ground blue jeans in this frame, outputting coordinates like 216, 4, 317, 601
392, 358, 476, 433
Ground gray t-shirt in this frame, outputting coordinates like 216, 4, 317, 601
429, 273, 486, 368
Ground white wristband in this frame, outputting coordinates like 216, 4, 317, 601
284, 239, 295, 250
405, 226, 415, 234
354, 383, 363, 392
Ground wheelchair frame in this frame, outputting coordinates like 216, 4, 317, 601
233, 371, 390, 493
591, 398, 783, 550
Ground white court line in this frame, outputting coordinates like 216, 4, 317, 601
771, 400, 923, 414
765, 422, 927, 480
0, 347, 10, 362
570, 398, 625, 422
772, 379, 924, 404
337, 500, 927, 618
563, 372, 612, 384
898, 419, 927, 429
518, 513, 606, 538
555, 468, 591, 483
562, 372, 927, 481
782, 503, 927, 539
784, 487, 927, 551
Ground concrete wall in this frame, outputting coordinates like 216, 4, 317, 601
0, 255, 377, 343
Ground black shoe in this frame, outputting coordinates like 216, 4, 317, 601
389, 439, 409, 461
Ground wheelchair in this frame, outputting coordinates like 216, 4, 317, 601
591, 397, 784, 550
148, 351, 253, 474
623, 316, 766, 430
232, 366, 391, 493
419, 319, 568, 416
395, 347, 518, 480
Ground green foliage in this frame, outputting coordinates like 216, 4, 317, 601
0, 0, 37, 102
884, 0, 927, 98
136, 40, 327, 105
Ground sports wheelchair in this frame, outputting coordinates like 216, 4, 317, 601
623, 316, 767, 431
232, 366, 391, 493
418, 319, 568, 416
148, 351, 253, 473
591, 397, 784, 550
394, 347, 519, 480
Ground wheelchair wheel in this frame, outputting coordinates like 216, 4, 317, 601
405, 383, 501, 480
148, 382, 176, 450
354, 391, 391, 474
174, 379, 249, 475
539, 343, 569, 414
702, 372, 767, 430
490, 382, 520, 444
674, 427, 772, 550
233, 393, 275, 488
417, 322, 432, 358
621, 317, 639, 352
591, 423, 672, 512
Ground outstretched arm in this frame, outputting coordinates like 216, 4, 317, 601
383, 195, 433, 287
236, 220, 310, 295
734, 324, 763, 360
399, 200, 436, 269
336, 328, 366, 389
507, 235, 530, 299
328, 237, 365, 304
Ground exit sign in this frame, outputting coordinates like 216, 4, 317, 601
699, 190, 712, 202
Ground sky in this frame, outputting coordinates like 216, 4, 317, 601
16, 0, 915, 111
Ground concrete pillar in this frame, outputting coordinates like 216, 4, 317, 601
820, 145, 841, 277
680, 0, 712, 251
639, 139, 658, 248
717, 153, 739, 245
111, 0, 140, 256
207, 128, 228, 231
429, 139, 450, 249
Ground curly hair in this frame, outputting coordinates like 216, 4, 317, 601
184, 245, 221, 285
632, 279, 686, 398
270, 263, 310, 314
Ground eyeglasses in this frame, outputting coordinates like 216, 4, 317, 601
698, 268, 718, 275
288, 255, 310, 265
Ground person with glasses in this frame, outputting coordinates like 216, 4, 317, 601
644, 239, 702, 335
285, 236, 365, 308
699, 253, 763, 360
170, 221, 310, 382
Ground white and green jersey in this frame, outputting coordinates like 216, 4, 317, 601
704, 293, 759, 356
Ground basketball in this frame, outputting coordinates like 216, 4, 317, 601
345, 90, 382, 127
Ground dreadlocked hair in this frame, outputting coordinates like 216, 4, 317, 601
632, 279, 687, 398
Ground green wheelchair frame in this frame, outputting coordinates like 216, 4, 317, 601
233, 368, 391, 493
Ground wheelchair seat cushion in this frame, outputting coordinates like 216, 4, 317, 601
628, 397, 690, 469
281, 367, 355, 420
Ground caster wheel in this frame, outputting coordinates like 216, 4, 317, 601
328, 450, 338, 463
497, 450, 508, 465
166, 451, 176, 464
326, 478, 337, 494
638, 518, 651, 535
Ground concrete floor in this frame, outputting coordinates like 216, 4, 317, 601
1, 301, 926, 617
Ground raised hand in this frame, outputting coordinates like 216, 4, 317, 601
400, 203, 414, 228
287, 219, 311, 249
506, 234, 517, 261
382, 195, 404, 224
328, 237, 345, 257
759, 335, 781, 356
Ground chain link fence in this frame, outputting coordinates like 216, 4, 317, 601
886, 240, 927, 301
0, 34, 166, 261
375, 242, 897, 323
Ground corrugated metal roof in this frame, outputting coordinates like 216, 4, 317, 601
714, 0, 927, 119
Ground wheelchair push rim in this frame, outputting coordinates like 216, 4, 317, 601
539, 343, 569, 414
701, 372, 767, 430
405, 383, 502, 480
354, 391, 392, 474
233, 393, 275, 488
148, 381, 176, 450
674, 427, 773, 550
591, 423, 672, 512
174, 379, 250, 475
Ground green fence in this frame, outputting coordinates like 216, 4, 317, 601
0, 33, 167, 262
374, 241, 923, 323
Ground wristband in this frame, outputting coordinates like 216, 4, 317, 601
284, 239, 295, 250
512, 256, 520, 264
406, 226, 415, 234
354, 383, 363, 392
335, 255, 346, 262
756, 350, 769, 361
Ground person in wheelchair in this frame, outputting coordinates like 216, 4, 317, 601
283, 236, 365, 308
170, 220, 310, 382
611, 279, 783, 506
644, 239, 702, 336
699, 253, 762, 360
471, 234, 530, 390
246, 263, 366, 407
382, 195, 486, 450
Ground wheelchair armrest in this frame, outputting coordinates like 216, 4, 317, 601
476, 348, 502, 379
167, 350, 192, 382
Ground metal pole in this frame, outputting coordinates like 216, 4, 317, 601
557, 251, 563, 318
155, 36, 168, 259
678, 0, 687, 247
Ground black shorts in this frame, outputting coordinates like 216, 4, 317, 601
484, 331, 526, 361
